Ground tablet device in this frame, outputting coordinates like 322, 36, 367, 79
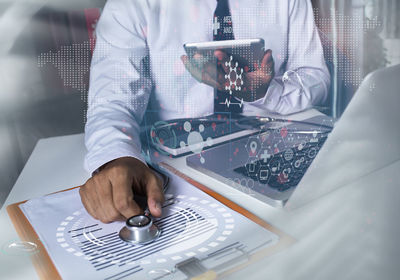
184, 38, 265, 71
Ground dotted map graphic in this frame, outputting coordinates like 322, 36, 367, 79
37, 41, 91, 97
36, 5, 382, 116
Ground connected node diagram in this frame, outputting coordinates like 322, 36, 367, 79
180, 121, 213, 164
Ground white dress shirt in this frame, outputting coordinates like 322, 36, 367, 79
84, 0, 330, 173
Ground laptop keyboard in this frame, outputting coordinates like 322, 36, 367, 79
233, 137, 327, 192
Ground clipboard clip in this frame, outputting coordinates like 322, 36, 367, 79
175, 258, 207, 278
150, 245, 250, 279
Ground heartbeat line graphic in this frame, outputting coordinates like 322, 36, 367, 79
220, 98, 244, 108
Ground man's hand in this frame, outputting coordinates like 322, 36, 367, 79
79, 157, 164, 223
181, 49, 275, 101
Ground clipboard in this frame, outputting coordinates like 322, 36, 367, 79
7, 186, 78, 280
7, 163, 295, 280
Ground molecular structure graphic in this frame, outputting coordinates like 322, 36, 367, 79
180, 121, 213, 164
225, 56, 244, 95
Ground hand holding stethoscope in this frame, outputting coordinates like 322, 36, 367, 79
119, 165, 170, 244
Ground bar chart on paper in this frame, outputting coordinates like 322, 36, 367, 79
19, 173, 279, 279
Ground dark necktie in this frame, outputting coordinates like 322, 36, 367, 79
213, 0, 242, 113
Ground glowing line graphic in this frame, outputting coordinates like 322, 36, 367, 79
219, 98, 244, 108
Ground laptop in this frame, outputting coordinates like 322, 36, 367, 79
186, 115, 334, 207
187, 65, 400, 208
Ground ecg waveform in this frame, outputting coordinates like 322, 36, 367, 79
220, 98, 244, 108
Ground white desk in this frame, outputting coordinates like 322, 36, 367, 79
1, 133, 400, 280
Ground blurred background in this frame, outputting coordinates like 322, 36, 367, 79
0, 0, 399, 207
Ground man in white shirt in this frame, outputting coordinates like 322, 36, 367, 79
80, 0, 330, 223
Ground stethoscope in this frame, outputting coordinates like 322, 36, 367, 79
119, 166, 170, 244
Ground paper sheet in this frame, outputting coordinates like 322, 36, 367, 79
20, 171, 279, 279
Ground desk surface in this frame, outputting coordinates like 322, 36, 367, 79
1, 133, 400, 280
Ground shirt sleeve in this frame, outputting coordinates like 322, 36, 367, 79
84, 0, 151, 174
247, 0, 330, 115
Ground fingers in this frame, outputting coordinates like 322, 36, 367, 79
260, 49, 274, 75
182, 50, 273, 94
181, 55, 204, 82
202, 63, 221, 89
111, 173, 143, 219
145, 173, 165, 218
94, 176, 125, 223
79, 180, 99, 220
237, 50, 274, 98
214, 50, 230, 74
181, 55, 220, 89
80, 175, 127, 224
80, 158, 169, 223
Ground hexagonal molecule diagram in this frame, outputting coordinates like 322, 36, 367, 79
180, 121, 213, 164
225, 56, 244, 95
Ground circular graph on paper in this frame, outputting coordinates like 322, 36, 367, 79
55, 194, 235, 270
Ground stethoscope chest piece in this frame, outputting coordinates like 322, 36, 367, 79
119, 215, 160, 244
